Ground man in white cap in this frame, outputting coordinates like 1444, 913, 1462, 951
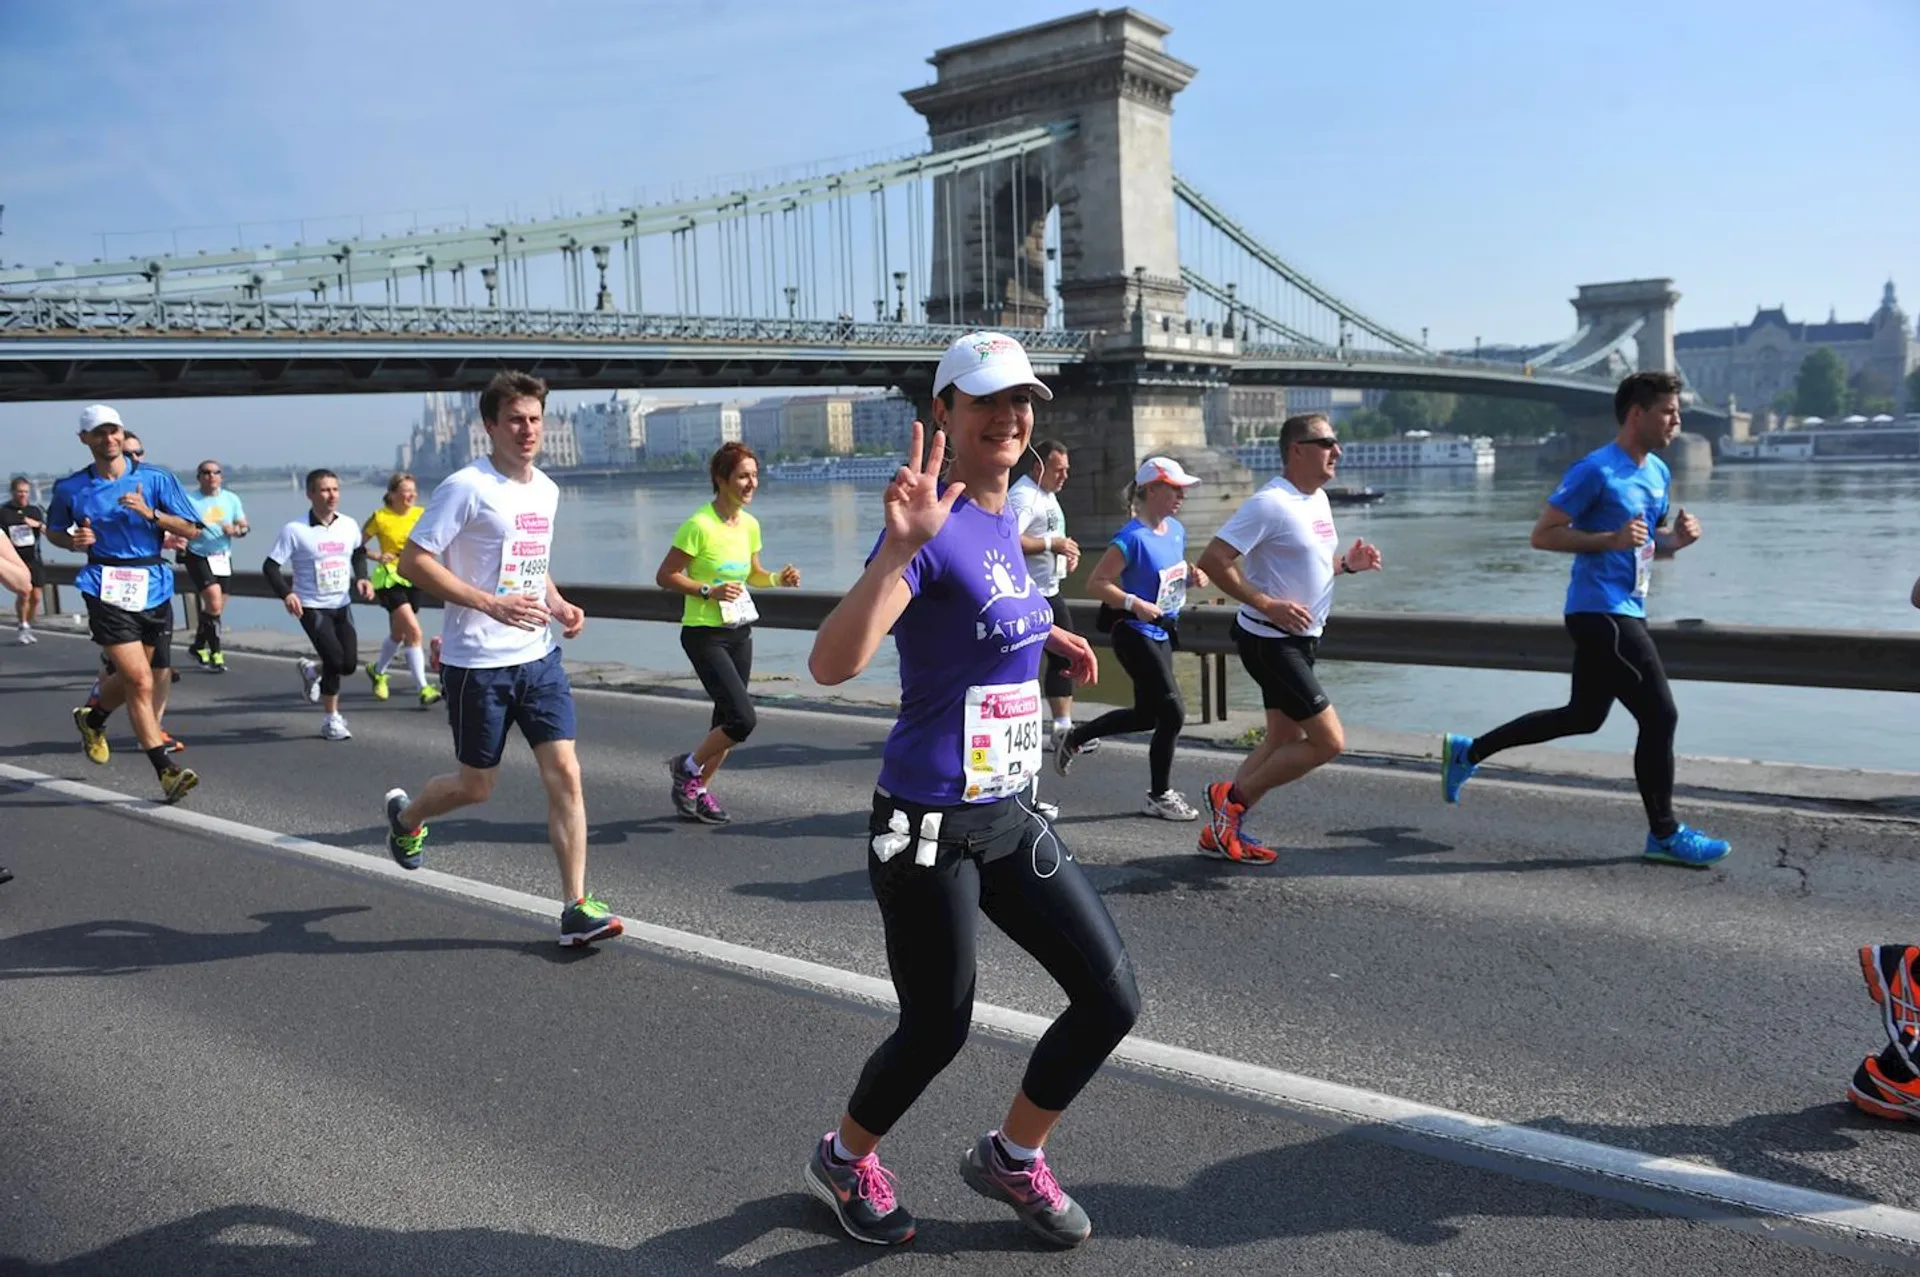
45, 405, 205, 803
1193, 412, 1382, 862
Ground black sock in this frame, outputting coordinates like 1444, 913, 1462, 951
207, 616, 221, 653
1227, 783, 1247, 807
146, 745, 171, 776
990, 1133, 1034, 1168
86, 707, 109, 730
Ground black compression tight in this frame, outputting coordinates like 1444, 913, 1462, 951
298, 605, 359, 697
847, 792, 1140, 1136
1469, 612, 1679, 836
1070, 624, 1184, 795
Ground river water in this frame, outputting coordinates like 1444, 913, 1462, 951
61, 461, 1919, 771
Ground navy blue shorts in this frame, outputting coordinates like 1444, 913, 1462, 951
442, 649, 577, 770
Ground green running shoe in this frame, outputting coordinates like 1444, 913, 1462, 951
384, 788, 427, 869
559, 894, 623, 947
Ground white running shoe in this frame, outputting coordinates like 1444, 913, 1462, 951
14, 626, 30, 646
320, 713, 351, 741
1143, 790, 1199, 822
297, 658, 322, 704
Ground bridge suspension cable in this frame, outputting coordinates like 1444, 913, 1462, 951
1172, 175, 1426, 354
0, 124, 1074, 334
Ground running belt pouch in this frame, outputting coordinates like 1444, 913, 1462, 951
1095, 603, 1121, 634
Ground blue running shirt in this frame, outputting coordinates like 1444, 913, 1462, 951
47, 459, 200, 611
1549, 442, 1670, 618
186, 489, 248, 558
1109, 516, 1188, 642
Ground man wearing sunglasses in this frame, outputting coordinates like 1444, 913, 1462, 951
182, 458, 248, 671
1195, 412, 1382, 863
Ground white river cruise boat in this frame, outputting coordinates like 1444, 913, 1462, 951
1717, 415, 1920, 464
1236, 431, 1495, 472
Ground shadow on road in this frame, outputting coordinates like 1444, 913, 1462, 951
0, 906, 595, 980
724, 740, 886, 772
311, 814, 678, 852
0, 1198, 1015, 1276
1526, 1103, 1892, 1202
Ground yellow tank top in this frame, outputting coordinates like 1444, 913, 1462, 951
364, 504, 425, 588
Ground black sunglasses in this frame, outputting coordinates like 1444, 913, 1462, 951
126, 449, 145, 458
198, 468, 221, 476
1293, 436, 1341, 450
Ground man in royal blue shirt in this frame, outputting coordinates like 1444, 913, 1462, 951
45, 404, 205, 803
1439, 371, 1730, 867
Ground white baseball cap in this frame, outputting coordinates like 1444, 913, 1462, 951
77, 404, 124, 432
1133, 455, 1202, 488
932, 331, 1053, 402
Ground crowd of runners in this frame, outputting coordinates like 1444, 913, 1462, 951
4, 341, 1918, 1247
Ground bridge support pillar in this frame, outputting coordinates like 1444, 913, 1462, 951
904, 9, 1196, 333
1554, 415, 1712, 478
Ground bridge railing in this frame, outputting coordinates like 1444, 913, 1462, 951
37, 567, 1920, 722
0, 296, 1097, 352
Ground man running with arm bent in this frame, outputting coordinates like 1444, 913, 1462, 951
380, 370, 622, 947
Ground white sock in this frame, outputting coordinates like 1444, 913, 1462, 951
1052, 717, 1072, 734
830, 1133, 860, 1163
374, 637, 399, 674
403, 644, 428, 688
992, 1130, 1040, 1164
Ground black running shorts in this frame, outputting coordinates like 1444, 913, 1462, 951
1232, 620, 1329, 722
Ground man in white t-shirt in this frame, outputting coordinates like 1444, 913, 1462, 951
264, 469, 373, 740
1006, 439, 1091, 754
1194, 413, 1382, 863
381, 370, 622, 947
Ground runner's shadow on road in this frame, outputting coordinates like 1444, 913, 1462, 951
0, 1197, 1008, 1275
311, 815, 679, 852
725, 740, 886, 772
0, 906, 590, 980
734, 868, 872, 904
720, 811, 866, 842
1526, 1104, 1889, 1202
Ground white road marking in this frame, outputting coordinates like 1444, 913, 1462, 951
4, 757, 1919, 1250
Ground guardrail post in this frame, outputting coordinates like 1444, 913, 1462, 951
1211, 652, 1228, 722
1198, 654, 1213, 724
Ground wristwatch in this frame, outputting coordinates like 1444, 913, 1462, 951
699, 584, 712, 598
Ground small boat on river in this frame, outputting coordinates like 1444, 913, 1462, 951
1325, 486, 1388, 506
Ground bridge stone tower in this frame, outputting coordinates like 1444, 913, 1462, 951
1570, 279, 1680, 375
902, 9, 1252, 541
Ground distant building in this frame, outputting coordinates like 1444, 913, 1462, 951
740, 399, 787, 454
646, 402, 742, 461
1279, 387, 1377, 424
783, 394, 855, 456
1675, 281, 1919, 412
1204, 385, 1286, 444
406, 391, 483, 479
852, 392, 916, 452
573, 392, 650, 468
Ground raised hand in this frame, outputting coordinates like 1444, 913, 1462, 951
883, 421, 964, 552
1127, 595, 1164, 622
1345, 538, 1383, 572
555, 599, 587, 639
71, 517, 96, 550
1670, 507, 1701, 548
778, 563, 801, 588
1612, 517, 1650, 551
118, 489, 154, 520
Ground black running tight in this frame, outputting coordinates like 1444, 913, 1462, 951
1071, 623, 1184, 795
298, 605, 359, 696
847, 791, 1140, 1136
1469, 612, 1679, 836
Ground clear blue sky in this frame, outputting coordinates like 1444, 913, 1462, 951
2, 0, 1914, 473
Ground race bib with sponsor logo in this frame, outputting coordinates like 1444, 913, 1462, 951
961, 680, 1042, 802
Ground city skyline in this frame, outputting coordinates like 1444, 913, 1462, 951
1, 0, 1914, 471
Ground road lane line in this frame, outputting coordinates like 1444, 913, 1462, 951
5, 758, 1919, 1250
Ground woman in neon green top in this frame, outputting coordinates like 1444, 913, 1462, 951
360, 472, 441, 707
654, 441, 800, 825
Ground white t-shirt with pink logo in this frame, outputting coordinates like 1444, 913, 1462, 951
1214, 476, 1340, 638
410, 457, 560, 669
267, 513, 363, 611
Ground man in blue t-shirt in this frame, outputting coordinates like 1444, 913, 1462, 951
181, 457, 248, 670
45, 404, 205, 803
1439, 371, 1729, 867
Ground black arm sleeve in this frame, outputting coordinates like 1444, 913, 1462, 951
351, 545, 369, 583
263, 557, 293, 598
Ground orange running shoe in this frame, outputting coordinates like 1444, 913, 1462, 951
162, 733, 186, 755
1858, 944, 1920, 1072
1849, 1029, 1920, 1121
1200, 782, 1277, 865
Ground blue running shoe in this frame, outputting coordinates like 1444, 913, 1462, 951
1441, 733, 1478, 805
1643, 825, 1731, 868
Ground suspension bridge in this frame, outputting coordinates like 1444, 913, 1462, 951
0, 9, 1718, 523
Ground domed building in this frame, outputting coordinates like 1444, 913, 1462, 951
1673, 281, 1918, 413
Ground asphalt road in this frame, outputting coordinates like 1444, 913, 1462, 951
2, 631, 1917, 1274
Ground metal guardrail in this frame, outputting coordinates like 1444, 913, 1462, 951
38, 568, 1920, 723
0, 297, 1097, 353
